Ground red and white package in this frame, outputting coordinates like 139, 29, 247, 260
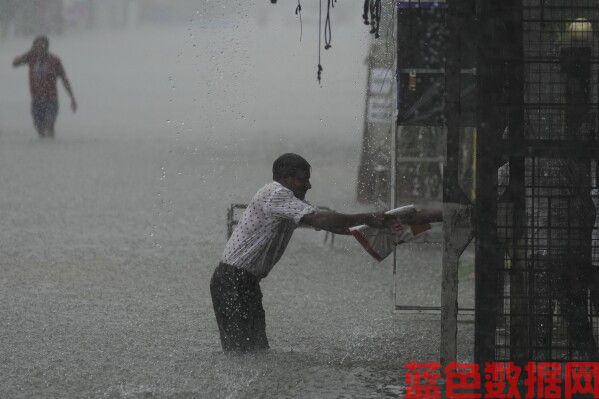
349, 205, 431, 261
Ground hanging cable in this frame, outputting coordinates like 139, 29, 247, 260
295, 0, 303, 41
324, 0, 334, 49
362, 0, 370, 25
374, 0, 382, 38
369, 0, 376, 34
366, 0, 382, 38
317, 0, 323, 83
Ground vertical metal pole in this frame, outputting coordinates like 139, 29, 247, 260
441, 0, 474, 366
358, 50, 374, 203
474, 0, 505, 365
392, 122, 399, 305
505, 1, 527, 363
391, 0, 399, 306
471, 131, 477, 201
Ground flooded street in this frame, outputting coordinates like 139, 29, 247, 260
0, 134, 451, 398
0, 5, 472, 398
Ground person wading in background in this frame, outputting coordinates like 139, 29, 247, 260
13, 35, 77, 138
210, 153, 437, 352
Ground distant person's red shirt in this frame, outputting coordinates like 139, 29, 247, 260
23, 53, 65, 100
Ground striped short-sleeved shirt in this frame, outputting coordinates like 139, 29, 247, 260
222, 182, 317, 279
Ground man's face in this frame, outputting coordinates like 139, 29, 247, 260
32, 40, 48, 57
287, 169, 311, 200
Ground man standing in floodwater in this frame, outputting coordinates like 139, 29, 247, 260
12, 35, 77, 138
210, 153, 439, 352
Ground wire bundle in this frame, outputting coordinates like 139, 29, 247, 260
317, 0, 337, 83
362, 0, 382, 38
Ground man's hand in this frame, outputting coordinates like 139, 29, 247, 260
71, 99, 77, 113
394, 206, 417, 225
12, 52, 29, 67
366, 207, 419, 229
365, 212, 393, 229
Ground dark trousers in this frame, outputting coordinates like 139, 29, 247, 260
31, 98, 58, 136
210, 263, 269, 352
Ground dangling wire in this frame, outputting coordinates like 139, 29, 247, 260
324, 0, 335, 50
362, 0, 370, 25
367, 0, 382, 38
295, 0, 303, 41
374, 0, 382, 38
369, 0, 376, 34
317, 0, 323, 83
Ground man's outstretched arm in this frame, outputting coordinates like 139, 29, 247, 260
301, 206, 443, 235
12, 53, 29, 67
301, 211, 389, 234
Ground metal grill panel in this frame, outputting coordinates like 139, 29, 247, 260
476, 0, 599, 363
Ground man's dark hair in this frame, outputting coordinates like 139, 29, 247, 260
33, 35, 49, 48
272, 153, 311, 180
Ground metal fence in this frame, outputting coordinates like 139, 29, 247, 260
476, 0, 599, 363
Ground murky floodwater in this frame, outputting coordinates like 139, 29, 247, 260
0, 5, 473, 397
